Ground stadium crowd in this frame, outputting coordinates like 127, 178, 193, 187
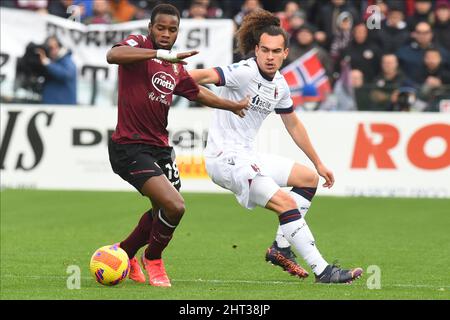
2, 0, 449, 111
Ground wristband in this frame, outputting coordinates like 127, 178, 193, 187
156, 49, 178, 61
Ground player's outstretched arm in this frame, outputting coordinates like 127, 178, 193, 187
189, 69, 221, 85
281, 112, 335, 188
106, 46, 198, 65
195, 86, 249, 118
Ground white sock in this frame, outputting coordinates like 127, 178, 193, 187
275, 225, 290, 248
289, 189, 312, 218
274, 189, 313, 248
280, 212, 328, 275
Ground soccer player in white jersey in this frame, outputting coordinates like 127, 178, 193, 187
189, 9, 363, 283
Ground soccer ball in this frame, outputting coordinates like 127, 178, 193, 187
90, 244, 130, 286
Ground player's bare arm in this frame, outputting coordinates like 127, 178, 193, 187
189, 68, 220, 85
280, 112, 335, 188
106, 46, 198, 65
196, 86, 249, 118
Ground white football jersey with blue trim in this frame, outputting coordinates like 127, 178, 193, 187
205, 58, 293, 156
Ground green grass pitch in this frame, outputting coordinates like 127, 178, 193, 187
1, 189, 449, 300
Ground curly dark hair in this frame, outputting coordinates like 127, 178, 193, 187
236, 9, 289, 56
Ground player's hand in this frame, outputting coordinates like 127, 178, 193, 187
232, 95, 250, 118
156, 49, 199, 65
316, 163, 334, 188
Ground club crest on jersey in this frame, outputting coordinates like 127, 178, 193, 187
151, 71, 176, 95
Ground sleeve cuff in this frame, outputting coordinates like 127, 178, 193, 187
214, 67, 226, 86
275, 105, 294, 114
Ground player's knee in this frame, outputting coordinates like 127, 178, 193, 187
167, 198, 185, 217
312, 174, 319, 188
302, 170, 319, 188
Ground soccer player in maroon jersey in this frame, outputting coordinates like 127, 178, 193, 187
106, 4, 249, 287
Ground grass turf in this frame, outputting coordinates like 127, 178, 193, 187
1, 189, 449, 300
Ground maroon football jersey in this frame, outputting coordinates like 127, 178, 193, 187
111, 34, 200, 147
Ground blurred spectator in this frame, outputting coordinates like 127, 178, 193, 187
284, 24, 333, 78
233, 0, 262, 27
370, 54, 406, 111
276, 1, 301, 33
286, 10, 308, 36
127, 0, 153, 20
83, 0, 113, 24
419, 48, 450, 106
433, 0, 450, 51
351, 69, 373, 111
343, 23, 381, 82
319, 57, 356, 111
407, 0, 435, 30
329, 11, 354, 71
182, 0, 223, 18
315, 0, 359, 49
47, 0, 73, 18
396, 21, 450, 84
109, 0, 137, 22
73, 0, 94, 21
377, 3, 410, 53
16, 0, 48, 12
392, 86, 420, 111
182, 1, 208, 19
0, 0, 17, 8
36, 36, 77, 105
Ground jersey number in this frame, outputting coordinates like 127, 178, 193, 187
165, 162, 180, 180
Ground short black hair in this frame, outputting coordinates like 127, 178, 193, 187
424, 47, 441, 55
150, 4, 181, 25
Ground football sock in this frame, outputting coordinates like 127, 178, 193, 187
275, 225, 290, 248
278, 209, 328, 275
120, 209, 153, 258
145, 210, 177, 260
274, 187, 317, 248
290, 187, 316, 218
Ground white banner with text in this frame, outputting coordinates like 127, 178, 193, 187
0, 8, 233, 106
1, 105, 449, 198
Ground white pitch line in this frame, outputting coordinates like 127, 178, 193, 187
1, 274, 449, 289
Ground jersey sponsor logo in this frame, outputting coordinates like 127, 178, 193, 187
151, 71, 176, 95
249, 95, 273, 115
148, 91, 170, 105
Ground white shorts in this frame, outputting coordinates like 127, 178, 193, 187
205, 151, 295, 209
